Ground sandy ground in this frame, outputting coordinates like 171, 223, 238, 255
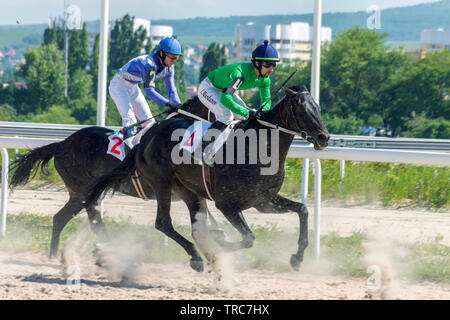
1, 188, 449, 300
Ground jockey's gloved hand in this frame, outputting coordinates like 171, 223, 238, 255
247, 109, 261, 122
166, 101, 182, 112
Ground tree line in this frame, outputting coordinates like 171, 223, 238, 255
0, 21, 448, 139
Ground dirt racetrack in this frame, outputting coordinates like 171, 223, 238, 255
1, 188, 449, 300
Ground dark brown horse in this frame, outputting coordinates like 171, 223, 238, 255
87, 86, 329, 272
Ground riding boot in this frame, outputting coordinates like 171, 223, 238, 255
202, 121, 228, 167
122, 127, 137, 156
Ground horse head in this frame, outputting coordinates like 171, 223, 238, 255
281, 85, 329, 150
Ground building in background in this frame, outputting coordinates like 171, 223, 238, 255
420, 28, 450, 51
235, 22, 271, 62
150, 25, 173, 45
132, 18, 173, 50
133, 18, 151, 37
235, 21, 332, 63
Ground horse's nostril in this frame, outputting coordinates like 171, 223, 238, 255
318, 134, 329, 142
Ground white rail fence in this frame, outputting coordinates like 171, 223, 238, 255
1, 133, 449, 258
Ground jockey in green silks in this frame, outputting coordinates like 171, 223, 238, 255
196, 40, 280, 166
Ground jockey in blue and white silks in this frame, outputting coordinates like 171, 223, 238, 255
109, 37, 183, 148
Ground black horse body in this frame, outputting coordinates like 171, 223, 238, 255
9, 97, 210, 258
88, 86, 330, 272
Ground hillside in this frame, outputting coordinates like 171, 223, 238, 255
0, 0, 448, 48
153, 0, 449, 41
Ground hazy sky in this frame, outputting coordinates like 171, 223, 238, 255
0, 0, 443, 26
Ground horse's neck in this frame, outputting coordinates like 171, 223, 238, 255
263, 99, 295, 162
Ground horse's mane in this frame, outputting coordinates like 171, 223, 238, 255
182, 96, 200, 109
288, 85, 303, 92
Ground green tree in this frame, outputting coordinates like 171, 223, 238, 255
43, 17, 65, 50
109, 14, 148, 76
89, 33, 100, 98
321, 27, 394, 120
68, 23, 90, 78
199, 42, 227, 82
0, 83, 16, 106
379, 50, 450, 136
21, 105, 78, 124
18, 44, 65, 113
403, 113, 450, 139
0, 104, 16, 121
68, 98, 97, 125
68, 69, 93, 101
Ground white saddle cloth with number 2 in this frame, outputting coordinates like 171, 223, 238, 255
107, 131, 125, 161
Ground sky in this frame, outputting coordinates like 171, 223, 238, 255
0, 0, 443, 26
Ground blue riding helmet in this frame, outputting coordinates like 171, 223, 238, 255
156, 37, 183, 56
251, 40, 280, 62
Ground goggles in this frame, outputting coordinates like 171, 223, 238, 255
166, 53, 180, 60
261, 61, 277, 68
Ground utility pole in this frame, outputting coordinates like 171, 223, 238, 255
311, 0, 322, 260
63, 1, 82, 97
97, 0, 109, 127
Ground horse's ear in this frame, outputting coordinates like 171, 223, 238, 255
300, 85, 309, 93
283, 87, 296, 98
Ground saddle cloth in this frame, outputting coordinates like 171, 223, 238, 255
107, 131, 126, 161
180, 120, 240, 163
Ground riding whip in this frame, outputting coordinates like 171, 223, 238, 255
119, 110, 171, 134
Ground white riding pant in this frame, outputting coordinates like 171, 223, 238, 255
197, 77, 246, 125
109, 75, 156, 147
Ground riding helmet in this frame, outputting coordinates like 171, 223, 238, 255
157, 37, 183, 56
251, 40, 280, 62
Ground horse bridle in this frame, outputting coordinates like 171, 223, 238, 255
271, 91, 312, 139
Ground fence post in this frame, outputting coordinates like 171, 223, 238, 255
313, 158, 321, 259
1, 148, 8, 237
301, 158, 310, 205
340, 159, 345, 180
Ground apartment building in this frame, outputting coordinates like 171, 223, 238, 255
235, 21, 332, 63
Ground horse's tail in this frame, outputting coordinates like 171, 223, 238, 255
86, 147, 138, 206
9, 142, 60, 190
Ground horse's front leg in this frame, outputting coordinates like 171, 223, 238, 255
215, 202, 255, 251
254, 194, 309, 271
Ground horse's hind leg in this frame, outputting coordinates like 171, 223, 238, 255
254, 194, 309, 271
50, 198, 84, 258
85, 203, 111, 267
86, 204, 109, 243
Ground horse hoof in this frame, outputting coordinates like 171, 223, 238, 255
190, 259, 204, 272
290, 254, 301, 271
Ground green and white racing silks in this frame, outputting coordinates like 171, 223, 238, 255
207, 62, 271, 117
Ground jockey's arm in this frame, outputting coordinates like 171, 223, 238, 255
143, 68, 170, 106
218, 69, 249, 118
259, 79, 272, 111
163, 69, 182, 104
144, 86, 170, 106
220, 93, 249, 117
